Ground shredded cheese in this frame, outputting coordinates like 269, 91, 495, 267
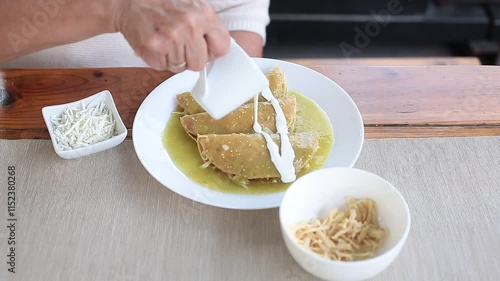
293, 197, 386, 261
50, 101, 116, 150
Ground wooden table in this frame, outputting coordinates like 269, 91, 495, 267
1, 61, 500, 139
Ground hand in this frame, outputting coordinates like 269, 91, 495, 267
114, 0, 230, 72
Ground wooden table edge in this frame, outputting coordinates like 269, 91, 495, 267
2, 125, 500, 140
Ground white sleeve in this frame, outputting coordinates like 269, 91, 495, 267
209, 0, 270, 44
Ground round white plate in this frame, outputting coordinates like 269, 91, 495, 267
132, 58, 364, 210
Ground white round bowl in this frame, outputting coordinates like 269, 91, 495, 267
279, 168, 411, 281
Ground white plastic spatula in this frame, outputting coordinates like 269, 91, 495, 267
190, 38, 269, 120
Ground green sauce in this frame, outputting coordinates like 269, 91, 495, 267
162, 92, 334, 195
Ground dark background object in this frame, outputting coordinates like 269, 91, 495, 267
269, 0, 428, 15
264, 0, 500, 63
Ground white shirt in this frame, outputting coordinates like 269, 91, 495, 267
0, 0, 269, 68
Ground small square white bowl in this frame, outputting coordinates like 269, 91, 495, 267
42, 90, 127, 159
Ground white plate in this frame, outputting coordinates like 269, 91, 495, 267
132, 58, 364, 210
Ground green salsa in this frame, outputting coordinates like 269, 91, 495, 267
162, 92, 334, 195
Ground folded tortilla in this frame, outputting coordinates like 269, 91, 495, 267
175, 92, 205, 114
266, 67, 287, 98
175, 67, 289, 114
180, 95, 296, 137
197, 132, 319, 180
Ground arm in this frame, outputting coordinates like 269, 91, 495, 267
230, 31, 264, 57
0, 0, 230, 72
0, 0, 116, 62
213, 0, 270, 57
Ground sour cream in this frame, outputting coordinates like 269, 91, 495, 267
253, 88, 296, 182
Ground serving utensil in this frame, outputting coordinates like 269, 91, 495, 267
190, 39, 269, 120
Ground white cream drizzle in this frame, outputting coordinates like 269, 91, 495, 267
253, 88, 296, 183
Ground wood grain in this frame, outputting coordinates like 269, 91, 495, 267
1, 64, 500, 139
365, 126, 500, 139
287, 57, 481, 66
312, 65, 500, 126
0, 68, 172, 139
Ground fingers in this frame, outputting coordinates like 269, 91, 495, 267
184, 9, 230, 71
167, 38, 187, 73
185, 33, 208, 71
205, 25, 231, 60
118, 0, 231, 72
136, 35, 169, 70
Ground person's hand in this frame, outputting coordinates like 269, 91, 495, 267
113, 0, 230, 72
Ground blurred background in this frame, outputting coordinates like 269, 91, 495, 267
263, 0, 500, 65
